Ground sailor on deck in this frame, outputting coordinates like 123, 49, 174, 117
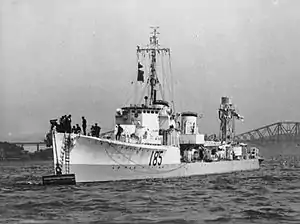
82, 116, 87, 135
116, 124, 123, 140
75, 124, 81, 134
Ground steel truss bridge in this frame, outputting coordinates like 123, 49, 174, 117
9, 142, 46, 151
235, 121, 300, 142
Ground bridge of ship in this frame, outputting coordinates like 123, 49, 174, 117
235, 121, 300, 142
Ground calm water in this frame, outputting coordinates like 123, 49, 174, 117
0, 156, 300, 224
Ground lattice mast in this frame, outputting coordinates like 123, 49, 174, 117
218, 97, 244, 142
137, 27, 170, 105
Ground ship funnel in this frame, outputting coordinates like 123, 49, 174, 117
181, 112, 198, 134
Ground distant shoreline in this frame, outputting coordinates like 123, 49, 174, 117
0, 160, 52, 166
0, 141, 53, 162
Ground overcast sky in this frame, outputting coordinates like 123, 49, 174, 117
1, 0, 300, 141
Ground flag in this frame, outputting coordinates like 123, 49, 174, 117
137, 70, 144, 82
137, 62, 144, 82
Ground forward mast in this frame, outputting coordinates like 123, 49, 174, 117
137, 27, 170, 106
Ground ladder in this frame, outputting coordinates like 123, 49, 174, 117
59, 133, 71, 174
64, 133, 71, 174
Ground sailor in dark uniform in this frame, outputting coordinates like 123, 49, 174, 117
66, 115, 72, 133
95, 123, 101, 138
116, 124, 123, 140
82, 116, 87, 135
75, 124, 81, 134
91, 125, 95, 136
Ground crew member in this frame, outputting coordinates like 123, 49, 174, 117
95, 123, 101, 138
75, 124, 81, 134
91, 125, 95, 136
66, 115, 72, 133
116, 124, 123, 140
82, 116, 87, 135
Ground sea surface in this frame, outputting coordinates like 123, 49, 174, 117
0, 156, 300, 224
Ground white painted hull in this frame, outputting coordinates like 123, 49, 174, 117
52, 132, 260, 183
70, 159, 260, 182
53, 133, 181, 164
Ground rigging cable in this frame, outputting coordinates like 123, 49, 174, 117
124, 50, 141, 105
134, 50, 141, 104
161, 52, 171, 101
168, 51, 176, 113
158, 51, 166, 100
137, 52, 149, 104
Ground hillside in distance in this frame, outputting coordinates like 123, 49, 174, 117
0, 142, 52, 161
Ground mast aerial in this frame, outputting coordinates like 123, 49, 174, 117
137, 27, 170, 106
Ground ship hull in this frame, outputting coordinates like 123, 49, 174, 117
70, 159, 260, 183
53, 133, 181, 167
52, 133, 260, 183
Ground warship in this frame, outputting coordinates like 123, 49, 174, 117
43, 27, 263, 184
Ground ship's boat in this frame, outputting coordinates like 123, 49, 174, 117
46, 28, 263, 183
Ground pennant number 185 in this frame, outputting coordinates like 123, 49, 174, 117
149, 150, 163, 166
